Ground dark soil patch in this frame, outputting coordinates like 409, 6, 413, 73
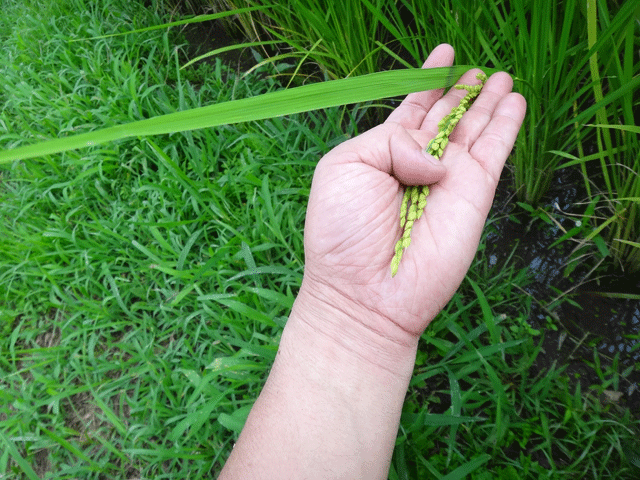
487, 165, 640, 415
180, 17, 256, 74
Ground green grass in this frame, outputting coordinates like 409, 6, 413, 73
207, 0, 640, 273
1, 0, 639, 478
5, 0, 639, 271
213, 0, 402, 81
0, 1, 347, 476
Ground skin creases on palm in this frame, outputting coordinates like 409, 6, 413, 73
391, 73, 487, 277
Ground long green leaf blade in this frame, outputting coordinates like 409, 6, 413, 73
0, 65, 477, 164
0, 431, 41, 480
588, 124, 640, 134
441, 454, 491, 480
71, 6, 272, 42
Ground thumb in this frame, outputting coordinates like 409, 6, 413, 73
388, 123, 446, 186
324, 122, 446, 186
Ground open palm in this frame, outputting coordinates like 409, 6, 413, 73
300, 44, 527, 339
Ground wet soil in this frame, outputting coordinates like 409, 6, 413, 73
487, 165, 640, 414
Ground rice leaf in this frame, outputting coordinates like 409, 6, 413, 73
71, 6, 272, 42
587, 124, 640, 134
0, 65, 478, 164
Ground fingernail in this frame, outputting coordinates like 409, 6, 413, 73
422, 150, 440, 166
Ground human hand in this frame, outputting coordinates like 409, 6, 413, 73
219, 45, 526, 480
297, 44, 527, 350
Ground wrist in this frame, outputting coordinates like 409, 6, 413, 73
285, 279, 419, 380
221, 266, 418, 480
221, 277, 420, 480
257, 282, 418, 479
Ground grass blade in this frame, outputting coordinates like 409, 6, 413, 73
440, 454, 491, 480
466, 276, 499, 345
0, 431, 41, 480
0, 65, 478, 164
421, 414, 484, 427
72, 6, 272, 42
586, 0, 613, 194
587, 124, 640, 134
180, 40, 282, 70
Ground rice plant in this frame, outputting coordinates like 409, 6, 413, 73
581, 0, 640, 272
204, 0, 401, 80
199, 0, 640, 272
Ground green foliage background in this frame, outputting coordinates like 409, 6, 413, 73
1, 0, 639, 478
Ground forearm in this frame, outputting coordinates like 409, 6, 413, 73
218, 285, 419, 480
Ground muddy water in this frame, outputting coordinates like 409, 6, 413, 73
486, 167, 640, 413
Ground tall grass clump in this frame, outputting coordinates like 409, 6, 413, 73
542, 0, 640, 273
438, 0, 640, 271
194, 0, 403, 80
188, 0, 640, 272
213, 0, 639, 206
580, 0, 640, 272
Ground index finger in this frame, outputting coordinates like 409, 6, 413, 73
384, 44, 455, 130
